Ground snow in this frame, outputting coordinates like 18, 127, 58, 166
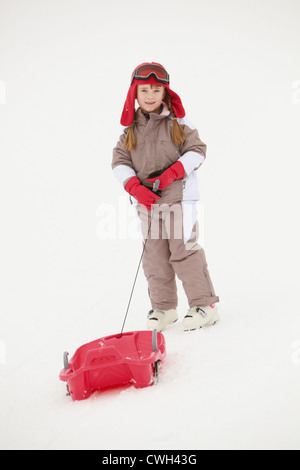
1, 274, 300, 450
1, 0, 300, 450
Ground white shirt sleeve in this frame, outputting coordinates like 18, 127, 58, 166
178, 151, 205, 177
113, 165, 136, 186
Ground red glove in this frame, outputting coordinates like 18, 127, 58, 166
125, 176, 161, 210
147, 161, 185, 189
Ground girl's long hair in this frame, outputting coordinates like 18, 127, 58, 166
124, 90, 186, 152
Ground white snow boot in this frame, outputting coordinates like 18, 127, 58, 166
182, 304, 219, 331
147, 308, 178, 332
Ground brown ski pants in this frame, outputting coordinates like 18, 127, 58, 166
136, 203, 219, 310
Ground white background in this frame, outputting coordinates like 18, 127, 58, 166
0, 0, 300, 450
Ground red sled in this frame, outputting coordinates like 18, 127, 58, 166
59, 330, 166, 401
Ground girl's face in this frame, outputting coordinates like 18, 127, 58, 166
137, 84, 166, 114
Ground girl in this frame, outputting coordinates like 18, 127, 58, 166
112, 62, 219, 332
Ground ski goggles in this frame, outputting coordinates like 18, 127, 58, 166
131, 63, 170, 85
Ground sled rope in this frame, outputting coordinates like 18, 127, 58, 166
120, 180, 160, 337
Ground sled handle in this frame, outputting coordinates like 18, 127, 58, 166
153, 179, 160, 193
63, 351, 70, 370
152, 329, 158, 352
